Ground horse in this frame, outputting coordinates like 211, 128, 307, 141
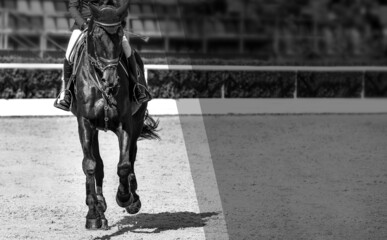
69, 2, 159, 230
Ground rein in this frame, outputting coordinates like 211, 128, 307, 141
85, 19, 123, 132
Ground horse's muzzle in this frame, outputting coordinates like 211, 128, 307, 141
102, 69, 120, 95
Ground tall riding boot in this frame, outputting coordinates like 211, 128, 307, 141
128, 55, 151, 104
54, 58, 73, 111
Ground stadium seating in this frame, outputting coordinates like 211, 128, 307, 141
154, 5, 166, 15
30, 17, 43, 31
30, 1, 43, 14
4, 0, 382, 59
17, 0, 29, 13
54, 1, 67, 12
144, 19, 158, 34
43, 1, 56, 14
44, 17, 56, 32
142, 4, 153, 15
168, 20, 183, 36
213, 20, 226, 35
57, 17, 69, 31
3, 0, 16, 10
223, 19, 238, 34
130, 4, 141, 15
16, 15, 30, 31
131, 19, 144, 33
184, 20, 199, 36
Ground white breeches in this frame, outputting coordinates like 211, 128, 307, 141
65, 30, 132, 61
65, 29, 84, 61
122, 35, 132, 58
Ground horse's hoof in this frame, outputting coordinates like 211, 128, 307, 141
85, 218, 102, 230
100, 218, 109, 230
116, 194, 133, 208
126, 198, 141, 215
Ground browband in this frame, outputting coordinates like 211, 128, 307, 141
94, 20, 121, 28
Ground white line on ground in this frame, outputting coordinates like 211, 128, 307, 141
1, 99, 387, 117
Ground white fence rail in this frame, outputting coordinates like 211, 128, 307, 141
1, 63, 387, 99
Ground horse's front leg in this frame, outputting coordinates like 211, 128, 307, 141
77, 117, 103, 230
92, 131, 108, 229
115, 124, 141, 214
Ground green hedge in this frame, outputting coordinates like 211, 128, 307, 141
0, 69, 61, 99
148, 70, 295, 98
297, 72, 363, 98
1, 69, 387, 99
364, 72, 387, 97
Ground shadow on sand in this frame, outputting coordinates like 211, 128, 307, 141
94, 211, 219, 240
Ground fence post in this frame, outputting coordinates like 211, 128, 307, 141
294, 70, 298, 99
361, 71, 365, 99
221, 72, 226, 99
144, 66, 149, 84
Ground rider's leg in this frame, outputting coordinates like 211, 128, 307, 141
54, 29, 83, 111
53, 58, 73, 111
122, 36, 151, 103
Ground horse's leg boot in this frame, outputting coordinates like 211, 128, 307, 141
127, 55, 151, 104
54, 58, 73, 111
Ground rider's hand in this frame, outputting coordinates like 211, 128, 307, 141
81, 22, 88, 31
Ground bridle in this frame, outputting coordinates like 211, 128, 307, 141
88, 19, 122, 73
85, 17, 124, 118
82, 3, 130, 131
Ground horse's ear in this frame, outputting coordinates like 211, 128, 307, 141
116, 0, 130, 20
89, 3, 101, 19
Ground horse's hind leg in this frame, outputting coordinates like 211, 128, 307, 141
126, 142, 141, 214
77, 117, 102, 230
92, 131, 108, 230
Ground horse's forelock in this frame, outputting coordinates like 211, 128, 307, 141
95, 7, 121, 25
102, 0, 116, 7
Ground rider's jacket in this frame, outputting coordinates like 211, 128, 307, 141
69, 0, 129, 30
69, 0, 101, 30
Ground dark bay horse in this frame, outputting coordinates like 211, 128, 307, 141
69, 2, 159, 230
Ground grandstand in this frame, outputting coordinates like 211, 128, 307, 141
1, 0, 387, 63
0, 0, 265, 59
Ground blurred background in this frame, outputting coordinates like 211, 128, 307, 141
1, 0, 387, 99
1, 0, 387, 64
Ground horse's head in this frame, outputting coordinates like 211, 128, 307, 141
88, 1, 129, 93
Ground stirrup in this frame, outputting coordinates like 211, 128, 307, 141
133, 84, 151, 104
53, 90, 72, 111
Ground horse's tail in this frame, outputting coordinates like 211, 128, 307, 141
139, 110, 160, 141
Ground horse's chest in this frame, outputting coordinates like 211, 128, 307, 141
84, 98, 119, 120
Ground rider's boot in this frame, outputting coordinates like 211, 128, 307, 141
54, 58, 73, 111
127, 54, 151, 104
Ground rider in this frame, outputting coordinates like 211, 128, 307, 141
54, 0, 151, 111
